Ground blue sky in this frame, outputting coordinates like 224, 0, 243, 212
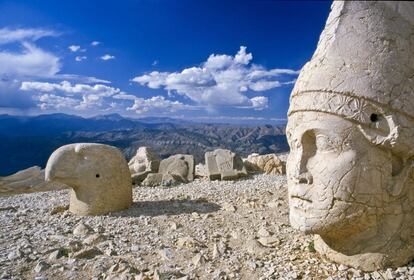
0, 0, 332, 123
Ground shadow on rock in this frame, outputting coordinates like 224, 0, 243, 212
112, 199, 221, 217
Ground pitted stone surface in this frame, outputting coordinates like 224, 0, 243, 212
45, 143, 132, 216
244, 154, 286, 175
287, 1, 414, 271
205, 149, 247, 180
128, 147, 160, 184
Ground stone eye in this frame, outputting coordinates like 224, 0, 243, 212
96, 174, 100, 178
370, 113, 379, 122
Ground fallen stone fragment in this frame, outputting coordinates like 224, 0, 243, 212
159, 154, 195, 183
205, 149, 247, 180
128, 147, 160, 184
73, 222, 93, 236
244, 153, 286, 174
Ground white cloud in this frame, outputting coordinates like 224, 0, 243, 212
0, 42, 60, 77
152, 60, 158, 66
37, 94, 79, 110
22, 81, 124, 111
20, 81, 120, 96
68, 45, 81, 52
0, 27, 58, 45
132, 46, 298, 109
101, 54, 115, 61
249, 96, 268, 110
75, 56, 87, 62
91, 41, 100, 46
127, 96, 186, 114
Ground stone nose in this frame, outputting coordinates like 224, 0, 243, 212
291, 146, 314, 185
293, 171, 313, 185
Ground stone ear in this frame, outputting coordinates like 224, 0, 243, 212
357, 114, 399, 148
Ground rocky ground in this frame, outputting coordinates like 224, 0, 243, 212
1, 174, 414, 280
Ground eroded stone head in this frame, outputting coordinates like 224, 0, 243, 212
287, 1, 414, 271
45, 143, 132, 216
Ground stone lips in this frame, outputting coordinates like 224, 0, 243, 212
45, 143, 132, 216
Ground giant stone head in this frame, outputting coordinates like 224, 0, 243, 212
287, 1, 414, 271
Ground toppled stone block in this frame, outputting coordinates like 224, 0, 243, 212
205, 149, 247, 180
45, 143, 132, 216
0, 166, 67, 196
128, 147, 160, 184
244, 153, 286, 174
158, 154, 195, 183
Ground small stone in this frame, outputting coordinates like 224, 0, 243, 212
257, 236, 280, 247
338, 264, 348, 271
7, 250, 21, 261
385, 269, 395, 280
34, 261, 49, 273
48, 248, 68, 261
73, 222, 92, 236
50, 205, 69, 215
222, 202, 236, 212
169, 222, 179, 230
257, 227, 271, 237
73, 247, 102, 259
191, 212, 200, 218
192, 253, 206, 267
82, 233, 105, 246
158, 248, 173, 261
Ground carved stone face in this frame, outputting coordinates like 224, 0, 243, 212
286, 112, 392, 237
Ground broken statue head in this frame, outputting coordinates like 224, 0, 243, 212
286, 1, 414, 271
45, 143, 133, 216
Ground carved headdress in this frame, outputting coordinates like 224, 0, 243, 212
288, 1, 414, 160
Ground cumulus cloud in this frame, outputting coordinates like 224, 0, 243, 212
75, 56, 87, 62
126, 96, 187, 114
20, 80, 190, 114
101, 54, 115, 61
68, 45, 81, 52
0, 43, 60, 77
132, 46, 298, 109
91, 41, 100, 46
20, 81, 121, 96
21, 81, 123, 111
0, 27, 58, 45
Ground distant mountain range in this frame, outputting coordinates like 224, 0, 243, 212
0, 113, 288, 176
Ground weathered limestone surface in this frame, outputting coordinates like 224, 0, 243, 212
244, 153, 286, 175
45, 143, 132, 216
158, 154, 195, 183
286, 1, 414, 271
195, 163, 207, 178
205, 149, 247, 180
0, 166, 67, 196
128, 147, 160, 184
